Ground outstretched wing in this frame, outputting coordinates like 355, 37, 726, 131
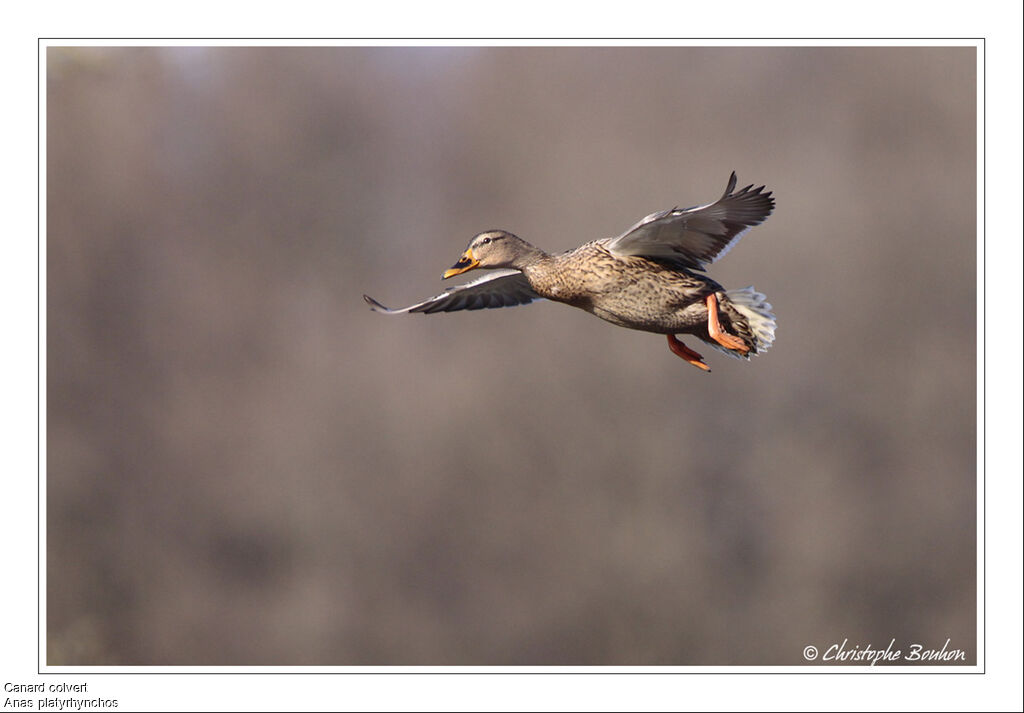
364, 270, 543, 315
604, 172, 774, 271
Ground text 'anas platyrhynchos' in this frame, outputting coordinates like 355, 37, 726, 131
364, 172, 776, 371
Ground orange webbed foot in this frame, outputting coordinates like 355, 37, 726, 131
667, 334, 711, 372
706, 293, 750, 354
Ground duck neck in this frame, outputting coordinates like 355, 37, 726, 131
511, 241, 550, 272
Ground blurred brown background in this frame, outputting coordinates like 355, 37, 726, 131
46, 46, 976, 665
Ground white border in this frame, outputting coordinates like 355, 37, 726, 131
19, 23, 1019, 708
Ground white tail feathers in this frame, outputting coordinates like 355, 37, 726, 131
725, 286, 776, 355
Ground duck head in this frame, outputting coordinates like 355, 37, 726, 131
442, 230, 535, 278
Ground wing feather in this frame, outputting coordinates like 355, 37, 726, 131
364, 270, 543, 315
604, 172, 774, 271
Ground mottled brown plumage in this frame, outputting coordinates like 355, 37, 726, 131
364, 172, 776, 371
521, 241, 721, 333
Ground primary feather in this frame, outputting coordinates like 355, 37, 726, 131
363, 270, 542, 314
604, 171, 774, 271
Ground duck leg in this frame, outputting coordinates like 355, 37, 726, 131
706, 293, 749, 353
667, 334, 711, 372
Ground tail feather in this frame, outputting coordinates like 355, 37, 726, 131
713, 287, 776, 359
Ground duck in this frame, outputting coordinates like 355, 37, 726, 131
364, 172, 776, 371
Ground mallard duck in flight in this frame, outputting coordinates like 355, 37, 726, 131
364, 172, 776, 371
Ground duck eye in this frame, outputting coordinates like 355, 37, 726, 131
482, 237, 491, 245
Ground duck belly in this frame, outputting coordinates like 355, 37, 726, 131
578, 277, 717, 334
528, 249, 721, 334
588, 296, 709, 333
